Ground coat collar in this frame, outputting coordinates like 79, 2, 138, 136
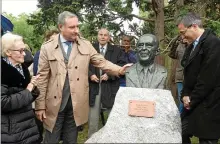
49, 34, 89, 68
185, 29, 213, 67
1, 57, 30, 88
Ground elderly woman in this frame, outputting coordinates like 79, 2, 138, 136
1, 33, 40, 143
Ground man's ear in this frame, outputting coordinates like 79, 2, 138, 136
58, 24, 63, 31
155, 48, 160, 56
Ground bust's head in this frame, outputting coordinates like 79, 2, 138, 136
136, 34, 159, 66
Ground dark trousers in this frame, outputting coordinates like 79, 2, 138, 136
33, 109, 44, 142
182, 115, 192, 144
182, 114, 218, 144
44, 97, 78, 144
35, 117, 44, 142
199, 139, 218, 144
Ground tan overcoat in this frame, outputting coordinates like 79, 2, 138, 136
35, 35, 121, 132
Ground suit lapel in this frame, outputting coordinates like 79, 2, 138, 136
126, 65, 141, 88
150, 66, 164, 88
105, 44, 113, 60
68, 42, 78, 66
185, 32, 207, 68
187, 42, 202, 62
94, 43, 100, 53
52, 36, 66, 69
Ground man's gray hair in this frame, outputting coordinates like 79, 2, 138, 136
98, 28, 110, 36
177, 12, 203, 28
58, 11, 77, 25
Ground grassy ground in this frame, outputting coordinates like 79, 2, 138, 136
78, 112, 106, 143
77, 123, 89, 143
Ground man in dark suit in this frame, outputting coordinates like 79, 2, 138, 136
88, 28, 126, 137
178, 12, 220, 144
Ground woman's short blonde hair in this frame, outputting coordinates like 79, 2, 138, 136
1, 33, 23, 57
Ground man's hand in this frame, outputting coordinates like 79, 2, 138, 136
183, 96, 191, 110
35, 110, 46, 122
119, 63, 133, 75
90, 74, 99, 83
101, 73, 108, 81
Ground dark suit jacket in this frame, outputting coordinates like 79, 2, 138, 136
126, 63, 167, 89
89, 42, 126, 108
181, 29, 220, 139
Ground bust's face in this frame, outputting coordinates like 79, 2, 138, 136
136, 35, 158, 65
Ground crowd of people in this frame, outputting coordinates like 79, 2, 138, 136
1, 11, 220, 144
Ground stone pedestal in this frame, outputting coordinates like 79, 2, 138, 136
86, 87, 181, 143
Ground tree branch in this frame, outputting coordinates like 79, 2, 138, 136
164, 17, 174, 22
105, 8, 155, 22
202, 17, 220, 24
128, 14, 155, 22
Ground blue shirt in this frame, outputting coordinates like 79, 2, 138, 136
119, 49, 137, 87
192, 36, 201, 51
33, 50, 40, 76
122, 49, 137, 64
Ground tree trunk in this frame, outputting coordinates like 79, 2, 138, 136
153, 0, 165, 66
197, 0, 208, 17
175, 0, 184, 17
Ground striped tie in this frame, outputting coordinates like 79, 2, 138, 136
65, 41, 72, 58
100, 47, 105, 56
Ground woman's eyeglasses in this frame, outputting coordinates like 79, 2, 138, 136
10, 49, 25, 54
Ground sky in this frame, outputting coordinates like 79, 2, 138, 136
2, 0, 39, 16
1, 0, 141, 35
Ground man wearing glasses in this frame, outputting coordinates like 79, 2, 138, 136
178, 12, 220, 143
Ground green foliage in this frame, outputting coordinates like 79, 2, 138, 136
26, 0, 220, 51
109, 0, 133, 18
80, 23, 98, 42
27, 0, 139, 43
3, 13, 44, 53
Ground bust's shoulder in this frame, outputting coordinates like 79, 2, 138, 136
154, 63, 167, 73
126, 63, 137, 73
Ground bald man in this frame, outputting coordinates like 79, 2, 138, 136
88, 28, 126, 137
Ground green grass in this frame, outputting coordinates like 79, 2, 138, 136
78, 112, 108, 143
77, 123, 89, 143
191, 137, 199, 144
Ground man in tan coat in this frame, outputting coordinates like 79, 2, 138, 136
35, 11, 131, 143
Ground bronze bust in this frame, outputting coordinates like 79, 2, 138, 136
126, 34, 167, 89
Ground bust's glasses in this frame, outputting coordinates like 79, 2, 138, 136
10, 49, 25, 54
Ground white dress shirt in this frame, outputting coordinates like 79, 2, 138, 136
99, 44, 107, 55
60, 34, 72, 54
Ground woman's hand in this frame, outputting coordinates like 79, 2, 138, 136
27, 75, 40, 92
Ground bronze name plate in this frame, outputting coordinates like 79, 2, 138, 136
128, 100, 155, 118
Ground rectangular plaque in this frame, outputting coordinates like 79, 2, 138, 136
128, 100, 155, 118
